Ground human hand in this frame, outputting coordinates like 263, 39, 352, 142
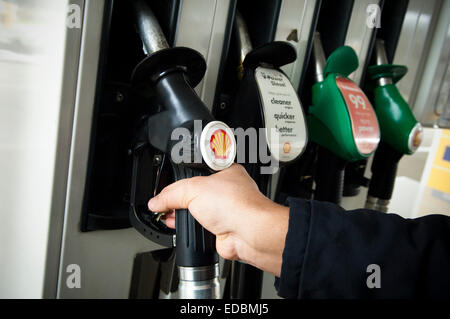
148, 164, 289, 277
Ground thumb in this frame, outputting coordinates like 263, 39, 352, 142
148, 177, 198, 212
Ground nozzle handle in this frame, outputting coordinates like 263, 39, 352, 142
173, 165, 218, 267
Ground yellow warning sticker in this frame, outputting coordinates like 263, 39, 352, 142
427, 130, 450, 194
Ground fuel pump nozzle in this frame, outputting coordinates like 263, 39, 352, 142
364, 39, 423, 212
222, 9, 307, 298
307, 33, 380, 204
130, 0, 236, 299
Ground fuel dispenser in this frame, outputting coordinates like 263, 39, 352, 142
7, 0, 442, 300
215, 5, 308, 298
364, 39, 423, 212
307, 33, 380, 204
127, 0, 237, 299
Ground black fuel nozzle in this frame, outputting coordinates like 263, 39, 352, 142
228, 9, 301, 165
132, 0, 213, 157
130, 0, 236, 299
221, 8, 306, 299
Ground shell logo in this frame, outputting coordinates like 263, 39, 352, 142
210, 129, 231, 159
283, 142, 291, 154
201, 121, 236, 171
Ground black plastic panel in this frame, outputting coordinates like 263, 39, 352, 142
377, 0, 409, 64
213, 0, 282, 120
237, 0, 282, 48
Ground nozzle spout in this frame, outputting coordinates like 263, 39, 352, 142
178, 264, 221, 299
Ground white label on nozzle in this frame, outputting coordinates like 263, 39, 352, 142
255, 67, 307, 162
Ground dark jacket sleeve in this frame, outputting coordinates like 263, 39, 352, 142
275, 197, 450, 299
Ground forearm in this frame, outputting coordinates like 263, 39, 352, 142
277, 198, 450, 299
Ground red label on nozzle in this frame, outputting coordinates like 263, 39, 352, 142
336, 77, 380, 155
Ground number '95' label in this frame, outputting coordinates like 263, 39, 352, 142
255, 67, 307, 162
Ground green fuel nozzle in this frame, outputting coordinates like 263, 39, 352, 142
366, 39, 423, 155
308, 33, 380, 163
307, 33, 380, 204
365, 39, 423, 212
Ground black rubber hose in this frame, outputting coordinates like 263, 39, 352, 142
368, 141, 403, 200
231, 261, 264, 299
314, 147, 347, 204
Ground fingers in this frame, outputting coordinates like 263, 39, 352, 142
148, 177, 201, 213
161, 210, 175, 229
164, 217, 175, 229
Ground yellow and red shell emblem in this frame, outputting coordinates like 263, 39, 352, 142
210, 129, 231, 159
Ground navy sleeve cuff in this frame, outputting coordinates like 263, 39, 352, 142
275, 197, 311, 298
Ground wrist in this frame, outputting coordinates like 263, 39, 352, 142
237, 198, 289, 276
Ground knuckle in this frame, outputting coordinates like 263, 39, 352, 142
188, 176, 202, 187
181, 178, 194, 207
235, 163, 246, 173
